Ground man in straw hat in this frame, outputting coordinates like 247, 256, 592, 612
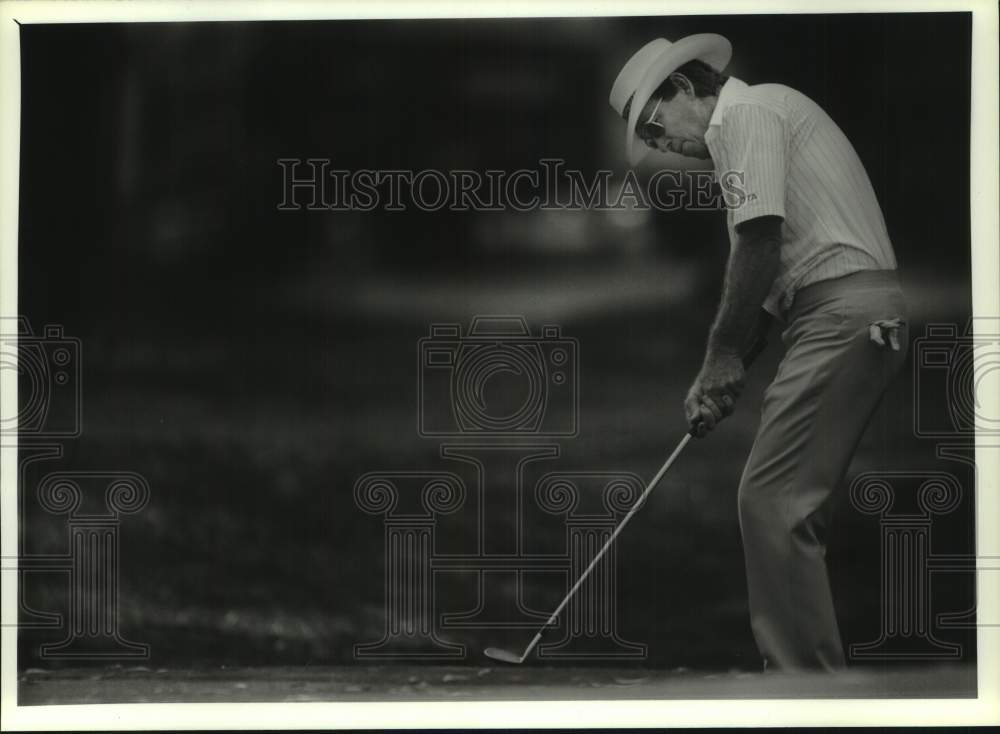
610, 34, 908, 671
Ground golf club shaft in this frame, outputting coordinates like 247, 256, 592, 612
516, 334, 768, 662
519, 431, 693, 661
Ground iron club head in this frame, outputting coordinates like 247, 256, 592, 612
484, 647, 524, 664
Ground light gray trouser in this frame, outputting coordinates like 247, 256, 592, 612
738, 270, 908, 672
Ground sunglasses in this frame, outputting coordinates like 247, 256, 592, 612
636, 97, 665, 148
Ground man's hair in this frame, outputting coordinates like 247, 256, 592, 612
654, 59, 729, 101
623, 59, 729, 120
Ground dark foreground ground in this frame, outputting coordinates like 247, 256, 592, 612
18, 663, 977, 705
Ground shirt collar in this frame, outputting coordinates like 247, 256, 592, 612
708, 76, 748, 128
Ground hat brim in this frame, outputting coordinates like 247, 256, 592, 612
624, 33, 732, 166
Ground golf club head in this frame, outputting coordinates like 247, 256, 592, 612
484, 647, 523, 664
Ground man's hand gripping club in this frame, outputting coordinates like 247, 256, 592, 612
685, 349, 747, 437
685, 323, 769, 437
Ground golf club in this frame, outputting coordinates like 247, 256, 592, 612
484, 335, 768, 665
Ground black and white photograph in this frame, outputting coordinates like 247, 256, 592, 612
1, 0, 997, 728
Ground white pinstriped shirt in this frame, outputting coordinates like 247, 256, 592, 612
704, 77, 897, 316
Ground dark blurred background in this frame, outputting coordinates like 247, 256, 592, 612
17, 13, 974, 671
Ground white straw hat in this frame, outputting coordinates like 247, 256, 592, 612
609, 34, 732, 165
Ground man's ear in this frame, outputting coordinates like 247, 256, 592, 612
668, 72, 694, 97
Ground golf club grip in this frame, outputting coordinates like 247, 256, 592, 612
688, 336, 768, 438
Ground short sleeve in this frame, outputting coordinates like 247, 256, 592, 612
717, 103, 787, 227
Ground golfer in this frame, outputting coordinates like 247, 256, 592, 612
610, 35, 908, 672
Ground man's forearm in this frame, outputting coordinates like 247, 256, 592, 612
705, 227, 781, 359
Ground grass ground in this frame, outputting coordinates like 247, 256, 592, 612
17, 663, 977, 704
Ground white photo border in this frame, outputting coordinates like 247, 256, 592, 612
1, 0, 997, 729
